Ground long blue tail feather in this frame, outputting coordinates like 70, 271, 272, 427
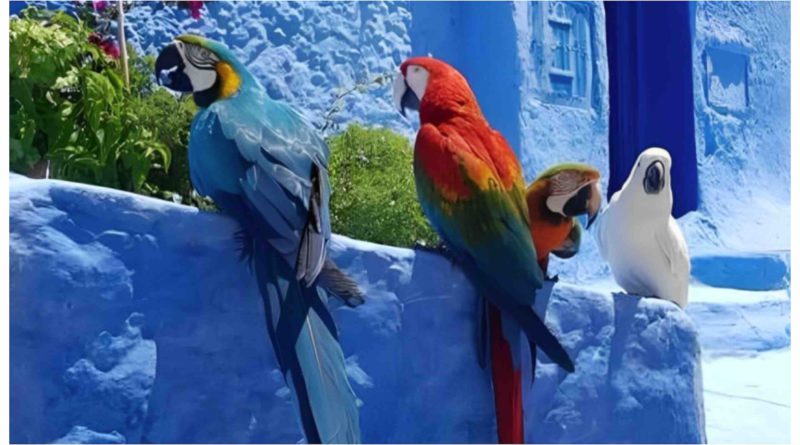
253, 240, 360, 444
286, 353, 323, 444
183, 61, 361, 443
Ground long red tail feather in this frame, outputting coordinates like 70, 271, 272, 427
489, 305, 524, 444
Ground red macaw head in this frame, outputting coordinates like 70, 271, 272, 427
392, 56, 481, 122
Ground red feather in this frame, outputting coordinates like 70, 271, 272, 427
407, 56, 524, 200
490, 306, 524, 444
407, 57, 529, 444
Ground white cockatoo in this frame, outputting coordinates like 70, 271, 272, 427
594, 147, 690, 308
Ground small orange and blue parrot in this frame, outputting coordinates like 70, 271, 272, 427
393, 57, 574, 444
526, 163, 602, 274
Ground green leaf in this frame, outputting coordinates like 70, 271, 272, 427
327, 124, 438, 247
10, 8, 191, 203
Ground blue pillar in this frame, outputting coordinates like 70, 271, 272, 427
605, 1, 698, 217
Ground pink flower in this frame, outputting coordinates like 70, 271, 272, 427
100, 39, 120, 59
92, 0, 108, 11
188, 1, 203, 19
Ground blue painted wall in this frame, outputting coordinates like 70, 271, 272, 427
689, 1, 790, 251
10, 175, 707, 444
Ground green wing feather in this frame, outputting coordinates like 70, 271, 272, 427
414, 126, 543, 305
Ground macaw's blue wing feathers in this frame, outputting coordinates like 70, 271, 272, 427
213, 93, 331, 284
188, 83, 362, 442
476, 299, 490, 369
241, 164, 305, 257
296, 165, 328, 285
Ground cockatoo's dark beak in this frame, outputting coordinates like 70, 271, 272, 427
155, 42, 193, 92
644, 160, 666, 194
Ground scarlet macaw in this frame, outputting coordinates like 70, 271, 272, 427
393, 57, 574, 444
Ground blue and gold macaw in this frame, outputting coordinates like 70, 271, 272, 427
155, 35, 362, 444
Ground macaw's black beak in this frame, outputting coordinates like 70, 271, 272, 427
563, 181, 602, 229
552, 221, 582, 259
563, 184, 591, 218
586, 180, 602, 229
155, 42, 193, 92
400, 81, 420, 117
586, 210, 598, 229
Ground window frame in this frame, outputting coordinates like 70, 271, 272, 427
530, 0, 594, 109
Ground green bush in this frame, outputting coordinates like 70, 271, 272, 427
10, 9, 435, 244
327, 124, 438, 247
10, 8, 204, 207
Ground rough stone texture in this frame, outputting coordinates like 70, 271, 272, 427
10, 175, 706, 443
690, 1, 790, 251
691, 250, 790, 291
124, 1, 414, 137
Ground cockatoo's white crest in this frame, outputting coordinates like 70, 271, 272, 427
616, 147, 673, 216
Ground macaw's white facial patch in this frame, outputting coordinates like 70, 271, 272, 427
392, 73, 407, 112
175, 40, 219, 92
546, 172, 598, 216
405, 65, 429, 101
546, 192, 572, 216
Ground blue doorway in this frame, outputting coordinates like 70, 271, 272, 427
604, 1, 698, 217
